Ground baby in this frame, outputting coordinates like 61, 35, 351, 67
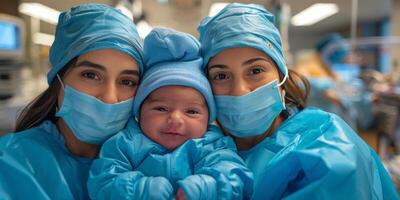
88, 27, 253, 200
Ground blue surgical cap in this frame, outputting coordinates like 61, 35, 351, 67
198, 3, 287, 77
315, 33, 350, 65
133, 27, 216, 123
47, 3, 144, 84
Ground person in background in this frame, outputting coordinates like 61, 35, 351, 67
296, 33, 374, 130
0, 4, 143, 199
297, 33, 351, 79
88, 27, 253, 200
198, 3, 399, 199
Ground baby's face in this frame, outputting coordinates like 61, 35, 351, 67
140, 86, 209, 150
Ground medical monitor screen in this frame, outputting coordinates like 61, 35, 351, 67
0, 21, 20, 51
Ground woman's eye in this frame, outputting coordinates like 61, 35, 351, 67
213, 73, 228, 80
82, 72, 99, 80
249, 67, 265, 75
120, 79, 137, 87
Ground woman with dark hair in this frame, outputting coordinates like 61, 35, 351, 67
0, 4, 143, 199
198, 3, 398, 200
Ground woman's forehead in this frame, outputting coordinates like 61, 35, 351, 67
208, 47, 277, 70
75, 49, 139, 72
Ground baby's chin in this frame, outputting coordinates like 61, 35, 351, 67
161, 139, 187, 150
162, 143, 181, 150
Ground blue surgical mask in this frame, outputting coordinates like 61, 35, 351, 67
55, 75, 133, 144
215, 80, 286, 138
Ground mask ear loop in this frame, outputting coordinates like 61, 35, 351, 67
56, 74, 65, 88
277, 66, 288, 87
55, 74, 65, 112
276, 67, 289, 109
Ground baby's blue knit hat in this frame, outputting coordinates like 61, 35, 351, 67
133, 27, 216, 123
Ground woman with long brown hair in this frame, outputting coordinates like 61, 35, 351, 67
198, 3, 398, 200
0, 4, 143, 199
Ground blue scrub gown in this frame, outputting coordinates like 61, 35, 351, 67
239, 107, 399, 200
0, 121, 93, 200
88, 120, 254, 200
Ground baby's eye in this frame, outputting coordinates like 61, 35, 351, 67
82, 71, 100, 80
187, 110, 199, 115
153, 106, 168, 112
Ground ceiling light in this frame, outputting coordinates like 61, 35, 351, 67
158, 0, 169, 4
291, 3, 338, 26
209, 3, 229, 17
19, 3, 60, 25
33, 32, 54, 46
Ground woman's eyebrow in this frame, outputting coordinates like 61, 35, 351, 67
208, 64, 228, 71
208, 57, 270, 70
74, 61, 139, 77
120, 69, 139, 76
75, 60, 106, 71
242, 57, 269, 66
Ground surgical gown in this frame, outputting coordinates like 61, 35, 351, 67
88, 120, 253, 200
0, 121, 93, 200
239, 107, 399, 200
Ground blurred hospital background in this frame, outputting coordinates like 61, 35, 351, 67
1, 0, 400, 190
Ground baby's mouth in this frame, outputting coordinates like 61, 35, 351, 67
161, 131, 183, 136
